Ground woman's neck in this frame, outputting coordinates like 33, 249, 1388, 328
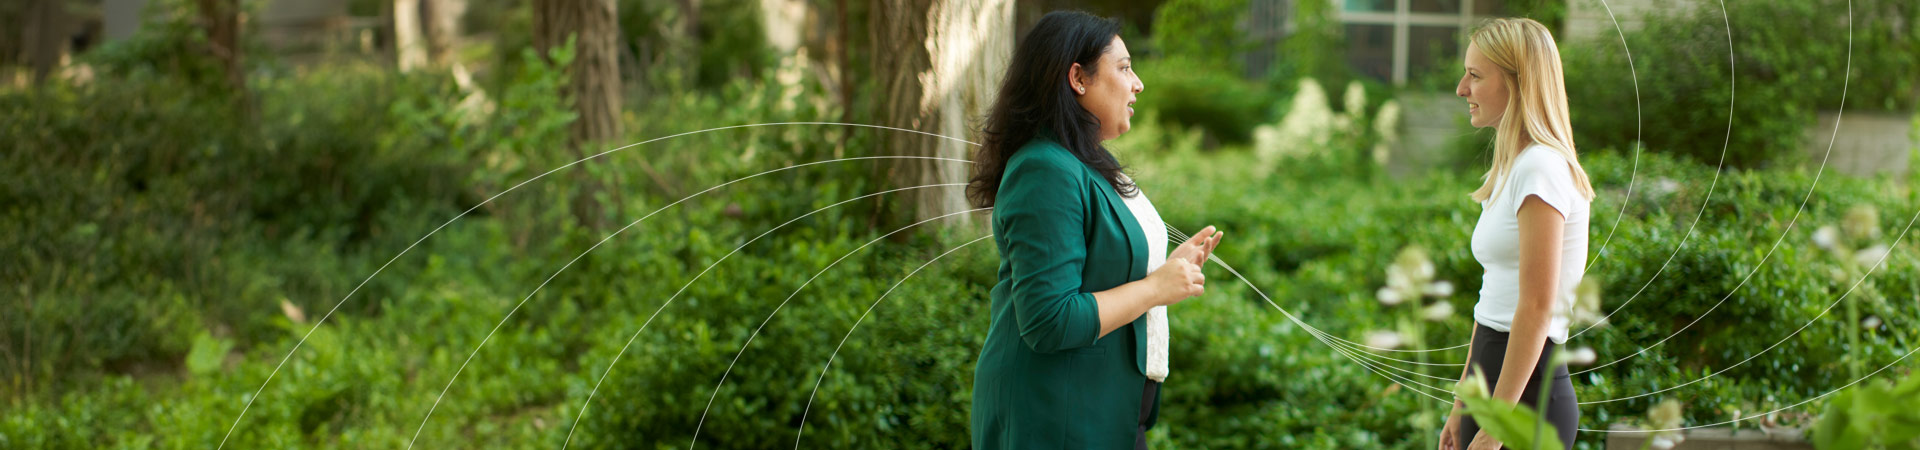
1498, 126, 1534, 150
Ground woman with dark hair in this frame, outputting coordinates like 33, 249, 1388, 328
969, 11, 1223, 449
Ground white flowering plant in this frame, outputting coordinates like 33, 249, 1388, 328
1361, 246, 1458, 353
1813, 205, 1895, 379
1366, 245, 1458, 445
1636, 399, 1687, 450
1252, 78, 1396, 179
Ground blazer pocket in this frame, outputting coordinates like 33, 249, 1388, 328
1065, 343, 1109, 355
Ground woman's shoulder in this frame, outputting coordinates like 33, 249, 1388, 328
1006, 136, 1081, 173
1504, 144, 1590, 213
1510, 144, 1578, 181
1514, 144, 1569, 167
996, 136, 1098, 210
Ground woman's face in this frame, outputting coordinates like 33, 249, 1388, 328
1456, 43, 1509, 129
1072, 36, 1144, 141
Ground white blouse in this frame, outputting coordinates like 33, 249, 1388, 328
1470, 145, 1591, 344
1118, 175, 1170, 382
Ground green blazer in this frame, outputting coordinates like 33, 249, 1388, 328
971, 135, 1159, 449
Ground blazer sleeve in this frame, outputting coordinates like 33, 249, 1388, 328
998, 154, 1104, 354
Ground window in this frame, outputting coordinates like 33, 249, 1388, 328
1407, 25, 1462, 78
1410, 0, 1461, 14
1345, 0, 1395, 13
1345, 24, 1395, 81
1337, 0, 1508, 84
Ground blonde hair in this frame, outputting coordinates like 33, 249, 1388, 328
1468, 18, 1595, 204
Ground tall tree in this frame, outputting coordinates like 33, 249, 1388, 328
533, 0, 623, 228
421, 0, 464, 65
394, 0, 427, 71
195, 0, 250, 117
396, 0, 465, 71
675, 0, 702, 83
869, 0, 1012, 229
534, 0, 622, 147
21, 0, 70, 86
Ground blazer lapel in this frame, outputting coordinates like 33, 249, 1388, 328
1091, 168, 1151, 376
1092, 170, 1145, 283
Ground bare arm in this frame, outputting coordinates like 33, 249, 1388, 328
1092, 280, 1174, 337
1490, 195, 1564, 404
1090, 226, 1220, 337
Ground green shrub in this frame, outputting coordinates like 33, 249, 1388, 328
1150, 0, 1253, 72
9, 13, 1919, 446
619, 0, 776, 90
1562, 0, 1919, 169
1134, 59, 1278, 146
1136, 129, 1918, 448
0, 18, 573, 393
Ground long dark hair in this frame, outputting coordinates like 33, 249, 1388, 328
966, 11, 1135, 209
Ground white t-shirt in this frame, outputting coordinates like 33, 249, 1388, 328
1470, 144, 1590, 344
1117, 175, 1170, 381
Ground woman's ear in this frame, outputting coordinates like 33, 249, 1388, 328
1068, 62, 1086, 95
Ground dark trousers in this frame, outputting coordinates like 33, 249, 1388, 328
1135, 380, 1159, 450
1457, 323, 1580, 449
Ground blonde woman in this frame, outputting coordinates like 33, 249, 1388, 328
1437, 18, 1595, 450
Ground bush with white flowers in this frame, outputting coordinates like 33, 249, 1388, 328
1813, 205, 1894, 379
1363, 246, 1456, 351
1252, 78, 1398, 174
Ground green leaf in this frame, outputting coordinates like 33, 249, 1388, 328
1813, 390, 1860, 450
1815, 376, 1920, 449
1461, 397, 1566, 450
185, 331, 233, 377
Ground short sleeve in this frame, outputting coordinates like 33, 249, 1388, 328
1506, 148, 1582, 219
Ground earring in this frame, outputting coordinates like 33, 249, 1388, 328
1077, 87, 1085, 94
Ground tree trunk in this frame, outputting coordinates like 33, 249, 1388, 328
675, 0, 702, 84
869, 0, 1012, 230
834, 0, 853, 151
421, 0, 464, 65
534, 0, 622, 147
534, 0, 623, 229
22, 0, 70, 86
195, 0, 250, 117
394, 0, 426, 71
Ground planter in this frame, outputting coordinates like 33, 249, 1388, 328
1606, 424, 1813, 450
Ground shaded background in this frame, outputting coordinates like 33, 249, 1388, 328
3, 0, 1919, 448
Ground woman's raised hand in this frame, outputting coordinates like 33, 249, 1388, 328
1147, 258, 1204, 306
1152, 226, 1221, 306
1168, 225, 1222, 267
